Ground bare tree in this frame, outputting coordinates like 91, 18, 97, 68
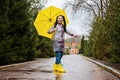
65, 0, 110, 19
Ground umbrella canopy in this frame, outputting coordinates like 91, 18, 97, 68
34, 6, 69, 39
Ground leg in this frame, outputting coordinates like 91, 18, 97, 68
60, 51, 63, 62
55, 51, 65, 72
55, 51, 62, 64
53, 51, 62, 71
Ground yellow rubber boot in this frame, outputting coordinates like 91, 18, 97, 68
58, 64, 66, 73
53, 64, 58, 71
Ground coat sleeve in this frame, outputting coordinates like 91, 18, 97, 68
65, 30, 74, 36
47, 26, 55, 34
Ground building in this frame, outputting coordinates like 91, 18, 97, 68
64, 36, 81, 54
70, 42, 79, 54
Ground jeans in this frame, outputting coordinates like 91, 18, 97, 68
55, 51, 63, 64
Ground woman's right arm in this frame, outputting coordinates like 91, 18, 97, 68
47, 26, 56, 34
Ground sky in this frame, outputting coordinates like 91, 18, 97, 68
45, 0, 93, 39
45, 0, 65, 8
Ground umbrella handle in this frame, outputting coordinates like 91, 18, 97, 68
49, 18, 52, 22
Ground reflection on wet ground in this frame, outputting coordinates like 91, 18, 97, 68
0, 55, 119, 80
53, 71, 64, 80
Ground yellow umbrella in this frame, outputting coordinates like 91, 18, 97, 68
34, 6, 69, 39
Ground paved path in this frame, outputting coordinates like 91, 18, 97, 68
0, 55, 119, 80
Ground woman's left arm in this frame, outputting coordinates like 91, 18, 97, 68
65, 30, 73, 36
65, 30, 77, 37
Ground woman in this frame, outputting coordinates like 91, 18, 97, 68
48, 15, 76, 72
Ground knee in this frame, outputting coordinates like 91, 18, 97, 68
56, 51, 61, 57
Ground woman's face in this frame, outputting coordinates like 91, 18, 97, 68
57, 16, 63, 24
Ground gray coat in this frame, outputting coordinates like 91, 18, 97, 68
48, 24, 73, 52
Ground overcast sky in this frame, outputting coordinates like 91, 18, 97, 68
45, 0, 65, 8
45, 0, 93, 38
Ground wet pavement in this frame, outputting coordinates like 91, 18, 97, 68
0, 55, 119, 80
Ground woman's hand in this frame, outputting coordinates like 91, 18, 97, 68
53, 28, 56, 32
48, 27, 56, 34
73, 34, 77, 37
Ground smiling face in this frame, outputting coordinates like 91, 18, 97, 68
57, 16, 63, 24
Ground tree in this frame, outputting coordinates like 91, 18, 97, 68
0, 0, 36, 65
80, 36, 85, 54
30, 0, 54, 58
0, 0, 54, 65
66, 0, 109, 19
104, 0, 120, 62
66, 0, 120, 63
